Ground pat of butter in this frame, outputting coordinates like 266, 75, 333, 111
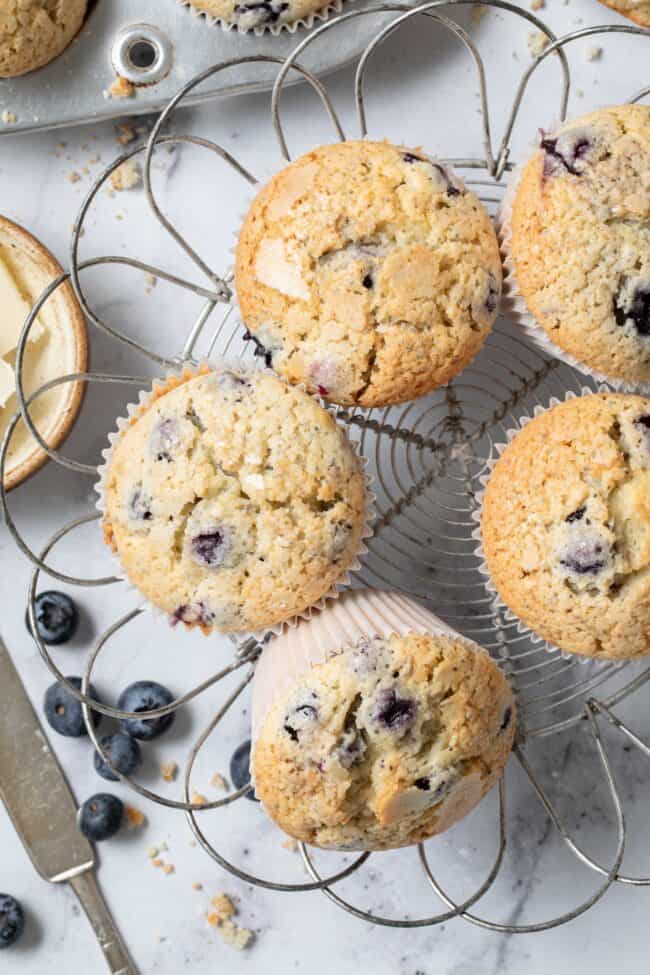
0, 357, 15, 407
0, 254, 43, 358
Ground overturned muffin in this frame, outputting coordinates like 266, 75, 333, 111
0, 0, 87, 77
505, 105, 650, 386
187, 0, 332, 31
252, 589, 514, 850
100, 366, 368, 635
236, 141, 502, 407
481, 392, 650, 658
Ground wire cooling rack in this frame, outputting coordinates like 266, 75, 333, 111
3, 0, 650, 937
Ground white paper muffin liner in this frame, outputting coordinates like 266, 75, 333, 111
95, 357, 375, 641
498, 141, 650, 396
468, 383, 642, 664
251, 587, 495, 746
178, 0, 344, 38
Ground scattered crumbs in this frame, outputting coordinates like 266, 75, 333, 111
189, 839, 197, 848
192, 882, 203, 891
161, 761, 179, 783
147, 846, 160, 859
282, 838, 298, 853
163, 863, 175, 876
219, 920, 254, 951
1, 110, 17, 125
530, 0, 544, 8
527, 31, 550, 58
192, 792, 208, 807
585, 46, 602, 62
576, 88, 584, 99
470, 4, 487, 25
152, 858, 164, 869
144, 272, 157, 293
68, 170, 81, 184
116, 123, 137, 145
108, 75, 135, 100
125, 806, 146, 830
109, 159, 142, 192
210, 772, 228, 791
207, 893, 254, 950
210, 894, 236, 921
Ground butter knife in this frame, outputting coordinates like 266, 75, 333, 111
0, 635, 137, 974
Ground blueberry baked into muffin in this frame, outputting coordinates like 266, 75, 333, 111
0, 0, 87, 77
481, 392, 650, 659
252, 589, 515, 850
187, 0, 331, 30
596, 0, 650, 26
100, 365, 368, 635
506, 105, 650, 386
236, 141, 502, 407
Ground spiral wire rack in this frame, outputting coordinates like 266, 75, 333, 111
3, 0, 650, 934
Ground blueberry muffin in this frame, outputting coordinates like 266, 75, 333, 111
100, 365, 368, 635
236, 141, 502, 407
187, 0, 332, 30
596, 1, 650, 26
481, 392, 650, 659
0, 0, 87, 78
506, 105, 650, 386
252, 589, 515, 850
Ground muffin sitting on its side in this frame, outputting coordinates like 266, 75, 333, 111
481, 392, 650, 659
0, 0, 87, 78
236, 141, 502, 407
100, 366, 368, 635
252, 589, 514, 850
506, 105, 650, 386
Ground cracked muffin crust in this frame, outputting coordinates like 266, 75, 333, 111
100, 366, 368, 635
0, 0, 86, 77
252, 591, 514, 850
596, 1, 650, 26
507, 105, 650, 386
236, 141, 502, 407
481, 392, 650, 659
187, 0, 332, 31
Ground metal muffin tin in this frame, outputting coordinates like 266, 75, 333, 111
0, 0, 390, 137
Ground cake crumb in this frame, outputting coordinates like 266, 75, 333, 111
68, 171, 81, 184
110, 159, 142, 192
530, 0, 544, 9
528, 31, 550, 57
206, 892, 254, 949
161, 761, 178, 783
192, 792, 208, 807
585, 46, 602, 62
282, 838, 298, 853
144, 272, 157, 293
218, 919, 254, 950
108, 75, 135, 100
125, 806, 146, 830
163, 863, 175, 876
147, 846, 160, 859
210, 772, 228, 791
151, 858, 164, 868
116, 123, 137, 145
192, 882, 203, 891
1, 110, 17, 125
210, 894, 236, 921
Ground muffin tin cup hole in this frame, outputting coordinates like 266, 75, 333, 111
111, 25, 173, 86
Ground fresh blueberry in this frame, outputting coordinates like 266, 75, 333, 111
118, 681, 175, 740
44, 677, 102, 738
127, 484, 152, 521
373, 688, 416, 733
78, 794, 124, 842
362, 273, 373, 289
0, 894, 25, 950
614, 282, 650, 337
565, 506, 586, 524
26, 591, 78, 646
559, 537, 609, 576
229, 739, 258, 801
190, 527, 231, 568
242, 329, 273, 367
93, 733, 142, 782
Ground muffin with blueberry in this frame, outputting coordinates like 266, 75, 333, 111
504, 105, 650, 387
481, 392, 650, 659
100, 365, 368, 635
187, 0, 334, 31
0, 0, 86, 77
252, 589, 515, 850
236, 141, 502, 407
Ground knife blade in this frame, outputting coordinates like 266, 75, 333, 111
0, 635, 137, 973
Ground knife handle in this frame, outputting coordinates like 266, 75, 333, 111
69, 870, 138, 975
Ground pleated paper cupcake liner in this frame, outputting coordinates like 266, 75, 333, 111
178, 0, 344, 38
95, 357, 376, 642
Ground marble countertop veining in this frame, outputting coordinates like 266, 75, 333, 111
1, 1, 650, 972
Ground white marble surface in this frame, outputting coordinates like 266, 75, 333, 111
1, 2, 650, 972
